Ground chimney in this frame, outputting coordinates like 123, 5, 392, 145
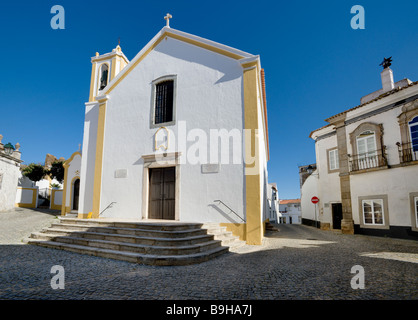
380, 57, 394, 92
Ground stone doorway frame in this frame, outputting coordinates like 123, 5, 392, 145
141, 152, 181, 220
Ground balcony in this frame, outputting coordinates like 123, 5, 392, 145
348, 149, 388, 172
396, 142, 418, 164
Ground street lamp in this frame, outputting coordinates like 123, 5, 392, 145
306, 165, 319, 177
3, 142, 15, 156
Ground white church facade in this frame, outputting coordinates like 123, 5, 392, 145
62, 21, 270, 245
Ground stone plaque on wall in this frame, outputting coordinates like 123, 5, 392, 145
201, 163, 219, 174
114, 169, 127, 178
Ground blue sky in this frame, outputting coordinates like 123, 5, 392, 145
1, 0, 417, 199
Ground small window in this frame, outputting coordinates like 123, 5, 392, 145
357, 131, 377, 158
328, 149, 339, 171
362, 199, 384, 225
409, 116, 418, 152
154, 80, 174, 125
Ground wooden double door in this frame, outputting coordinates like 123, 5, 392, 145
148, 167, 175, 220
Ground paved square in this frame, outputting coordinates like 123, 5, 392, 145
0, 208, 417, 300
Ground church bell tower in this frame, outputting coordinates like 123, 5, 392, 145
88, 44, 129, 102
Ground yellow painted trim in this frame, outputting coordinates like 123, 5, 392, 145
61, 151, 81, 216
15, 187, 37, 208
92, 101, 107, 218
61, 162, 69, 216
111, 56, 118, 81
15, 189, 37, 208
50, 189, 62, 210
78, 213, 90, 219
104, 31, 246, 95
167, 32, 245, 60
220, 223, 247, 241
243, 65, 263, 245
89, 62, 97, 102
92, 53, 128, 64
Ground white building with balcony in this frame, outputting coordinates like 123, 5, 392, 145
303, 58, 418, 239
279, 199, 301, 224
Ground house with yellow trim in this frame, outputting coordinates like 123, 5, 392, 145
62, 21, 270, 245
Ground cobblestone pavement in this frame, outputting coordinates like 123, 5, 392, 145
0, 208, 417, 301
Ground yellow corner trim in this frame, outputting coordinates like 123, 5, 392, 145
243, 65, 263, 245
92, 101, 107, 218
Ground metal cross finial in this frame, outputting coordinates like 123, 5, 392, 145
164, 13, 172, 28
118, 37, 120, 46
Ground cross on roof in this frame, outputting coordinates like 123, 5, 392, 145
164, 13, 172, 28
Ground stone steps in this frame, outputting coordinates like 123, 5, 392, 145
201, 223, 246, 251
47, 223, 208, 238
26, 217, 240, 266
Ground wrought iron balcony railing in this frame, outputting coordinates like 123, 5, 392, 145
348, 148, 388, 172
396, 142, 418, 163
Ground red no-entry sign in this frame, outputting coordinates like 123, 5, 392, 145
311, 196, 319, 204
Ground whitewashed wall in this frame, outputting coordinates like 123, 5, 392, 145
315, 133, 341, 225
99, 37, 248, 221
15, 186, 38, 208
301, 171, 320, 222
0, 157, 21, 211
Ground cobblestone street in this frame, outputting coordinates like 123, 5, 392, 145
0, 208, 417, 301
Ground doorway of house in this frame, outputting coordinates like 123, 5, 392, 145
72, 179, 80, 211
148, 167, 175, 220
332, 203, 342, 229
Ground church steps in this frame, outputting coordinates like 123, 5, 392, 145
26, 218, 238, 266
58, 217, 203, 231
27, 239, 228, 266
31, 231, 215, 247
28, 234, 222, 256
202, 223, 246, 250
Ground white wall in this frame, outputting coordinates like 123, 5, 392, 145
15, 186, 38, 208
0, 156, 21, 211
350, 165, 418, 227
301, 172, 319, 222
315, 134, 341, 224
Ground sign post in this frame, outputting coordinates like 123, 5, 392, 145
311, 196, 319, 228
